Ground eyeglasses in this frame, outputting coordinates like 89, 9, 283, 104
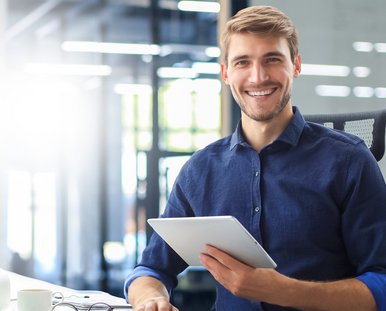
52, 302, 126, 310
51, 292, 132, 310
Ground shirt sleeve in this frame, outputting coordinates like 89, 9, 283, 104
341, 145, 386, 274
357, 272, 386, 311
123, 266, 177, 301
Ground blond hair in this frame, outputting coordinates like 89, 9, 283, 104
220, 6, 299, 65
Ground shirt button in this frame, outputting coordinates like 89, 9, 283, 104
254, 206, 260, 212
255, 171, 259, 176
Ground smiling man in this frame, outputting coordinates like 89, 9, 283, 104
221, 32, 300, 151
124, 6, 386, 311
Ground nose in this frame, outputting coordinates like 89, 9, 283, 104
249, 63, 268, 84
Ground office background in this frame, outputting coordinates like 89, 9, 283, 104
0, 0, 385, 309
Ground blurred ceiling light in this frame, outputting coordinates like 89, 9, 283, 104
374, 43, 386, 53
301, 64, 350, 77
352, 66, 371, 78
192, 62, 220, 74
315, 85, 350, 97
103, 241, 126, 264
114, 83, 152, 95
109, 0, 150, 6
353, 41, 373, 52
160, 0, 178, 10
157, 67, 198, 78
375, 88, 386, 98
84, 77, 103, 90
24, 63, 112, 76
177, 1, 220, 13
205, 46, 221, 58
62, 41, 161, 55
353, 86, 374, 98
194, 78, 222, 93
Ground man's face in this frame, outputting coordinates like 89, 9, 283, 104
221, 33, 301, 122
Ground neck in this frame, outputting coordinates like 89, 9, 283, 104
241, 104, 294, 151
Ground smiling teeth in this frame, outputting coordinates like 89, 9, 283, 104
248, 89, 274, 96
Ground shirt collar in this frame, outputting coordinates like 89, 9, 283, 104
230, 106, 306, 150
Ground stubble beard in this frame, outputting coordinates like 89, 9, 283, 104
233, 86, 292, 122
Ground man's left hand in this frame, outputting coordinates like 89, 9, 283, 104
199, 244, 293, 306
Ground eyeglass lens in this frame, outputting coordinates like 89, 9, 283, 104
52, 302, 112, 310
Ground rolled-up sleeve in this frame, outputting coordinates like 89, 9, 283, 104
357, 272, 386, 311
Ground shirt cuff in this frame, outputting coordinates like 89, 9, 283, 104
123, 266, 176, 301
357, 271, 386, 311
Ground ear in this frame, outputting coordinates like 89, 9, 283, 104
293, 55, 301, 78
221, 63, 230, 85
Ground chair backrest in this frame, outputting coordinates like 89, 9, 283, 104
304, 110, 386, 162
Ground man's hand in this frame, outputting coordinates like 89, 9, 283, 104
128, 276, 179, 311
199, 244, 293, 305
199, 245, 377, 311
133, 296, 179, 311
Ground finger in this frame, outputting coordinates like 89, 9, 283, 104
205, 245, 249, 271
200, 252, 232, 285
157, 300, 177, 311
140, 299, 177, 311
200, 252, 221, 269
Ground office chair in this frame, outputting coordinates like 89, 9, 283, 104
304, 110, 386, 162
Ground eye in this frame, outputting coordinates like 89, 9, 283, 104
234, 59, 249, 67
265, 57, 281, 64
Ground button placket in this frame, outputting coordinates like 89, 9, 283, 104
251, 153, 263, 243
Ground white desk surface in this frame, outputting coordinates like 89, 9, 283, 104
4, 270, 131, 310
8, 271, 76, 300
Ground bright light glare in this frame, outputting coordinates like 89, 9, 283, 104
114, 83, 152, 95
192, 62, 220, 74
205, 47, 221, 58
315, 85, 350, 97
7, 171, 32, 260
33, 172, 57, 273
24, 63, 112, 76
194, 79, 221, 130
353, 66, 371, 78
375, 88, 386, 98
301, 64, 350, 77
62, 41, 161, 55
163, 79, 194, 129
353, 41, 373, 52
157, 67, 198, 78
353, 86, 374, 98
103, 242, 126, 264
374, 43, 386, 53
178, 1, 220, 13
0, 75, 89, 170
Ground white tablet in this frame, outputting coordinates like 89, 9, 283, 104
147, 216, 276, 268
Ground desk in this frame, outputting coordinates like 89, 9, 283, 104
4, 270, 131, 310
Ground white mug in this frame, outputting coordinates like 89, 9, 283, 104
17, 289, 52, 311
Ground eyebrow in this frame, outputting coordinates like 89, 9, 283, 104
229, 51, 286, 64
263, 51, 286, 59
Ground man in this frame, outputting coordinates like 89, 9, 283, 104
125, 6, 386, 311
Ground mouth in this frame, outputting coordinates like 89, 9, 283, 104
246, 88, 277, 97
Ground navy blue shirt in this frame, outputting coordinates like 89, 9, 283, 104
125, 107, 386, 310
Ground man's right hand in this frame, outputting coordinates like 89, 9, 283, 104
133, 296, 179, 311
128, 276, 179, 311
